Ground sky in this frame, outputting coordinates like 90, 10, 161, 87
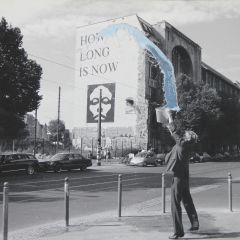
1, 0, 240, 129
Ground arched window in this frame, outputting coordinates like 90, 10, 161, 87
172, 46, 193, 79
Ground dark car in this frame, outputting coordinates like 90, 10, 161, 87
47, 153, 92, 172
0, 153, 39, 175
155, 153, 166, 165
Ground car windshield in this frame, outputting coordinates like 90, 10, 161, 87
0, 155, 4, 162
26, 154, 36, 159
51, 154, 68, 161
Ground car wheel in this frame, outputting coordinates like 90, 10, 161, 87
26, 165, 35, 175
142, 162, 147, 167
54, 165, 61, 173
80, 165, 87, 171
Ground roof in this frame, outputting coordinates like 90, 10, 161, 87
201, 62, 240, 90
76, 14, 140, 29
154, 20, 201, 49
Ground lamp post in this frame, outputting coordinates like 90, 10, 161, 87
97, 89, 102, 166
56, 86, 61, 153
33, 109, 37, 156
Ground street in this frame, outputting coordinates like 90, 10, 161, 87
1, 161, 240, 233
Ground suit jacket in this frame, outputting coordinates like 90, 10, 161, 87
165, 132, 192, 178
165, 144, 178, 172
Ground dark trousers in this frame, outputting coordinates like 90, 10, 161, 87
171, 177, 198, 234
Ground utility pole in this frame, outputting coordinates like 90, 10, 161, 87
97, 89, 102, 166
34, 108, 37, 156
12, 140, 15, 153
56, 86, 61, 153
81, 137, 83, 155
91, 138, 94, 155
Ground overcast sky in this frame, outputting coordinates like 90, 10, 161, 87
1, 0, 240, 129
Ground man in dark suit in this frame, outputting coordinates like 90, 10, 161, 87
165, 119, 199, 239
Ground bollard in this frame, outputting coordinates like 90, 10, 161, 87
118, 174, 122, 218
2, 182, 9, 240
162, 173, 166, 214
228, 173, 232, 212
64, 177, 70, 226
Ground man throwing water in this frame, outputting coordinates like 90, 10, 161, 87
164, 110, 199, 239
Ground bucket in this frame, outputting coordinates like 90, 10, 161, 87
155, 107, 170, 124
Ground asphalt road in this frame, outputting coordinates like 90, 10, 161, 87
1, 161, 240, 232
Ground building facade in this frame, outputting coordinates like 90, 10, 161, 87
72, 15, 240, 153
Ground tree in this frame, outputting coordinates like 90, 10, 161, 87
63, 129, 72, 149
173, 74, 222, 149
48, 119, 66, 143
0, 17, 42, 140
218, 93, 240, 149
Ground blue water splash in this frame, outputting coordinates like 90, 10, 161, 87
100, 23, 180, 111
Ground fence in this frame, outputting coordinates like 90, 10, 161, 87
1, 172, 238, 240
1, 136, 143, 158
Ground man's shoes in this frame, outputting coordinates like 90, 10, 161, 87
188, 221, 199, 231
169, 233, 184, 239
188, 225, 199, 231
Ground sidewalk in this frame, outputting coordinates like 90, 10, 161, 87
7, 198, 240, 240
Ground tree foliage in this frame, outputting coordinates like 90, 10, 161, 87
218, 93, 240, 146
48, 119, 66, 143
174, 74, 222, 143
173, 74, 240, 153
0, 17, 42, 139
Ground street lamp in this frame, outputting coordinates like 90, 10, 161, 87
97, 89, 102, 166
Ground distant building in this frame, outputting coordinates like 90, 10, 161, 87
72, 15, 240, 152
201, 62, 240, 97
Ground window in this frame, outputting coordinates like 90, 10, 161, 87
74, 154, 82, 159
219, 80, 223, 91
202, 70, 206, 83
166, 27, 170, 41
13, 155, 21, 160
210, 75, 213, 87
0, 155, 4, 163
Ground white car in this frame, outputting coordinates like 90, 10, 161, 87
129, 152, 158, 167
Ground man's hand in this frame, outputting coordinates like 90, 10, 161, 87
163, 109, 175, 134
166, 122, 175, 134
166, 108, 175, 123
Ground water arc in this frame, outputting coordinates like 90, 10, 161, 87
100, 23, 180, 111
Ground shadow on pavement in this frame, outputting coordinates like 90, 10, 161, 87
186, 231, 240, 239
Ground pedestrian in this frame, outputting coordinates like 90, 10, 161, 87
106, 149, 110, 162
165, 115, 199, 239
87, 151, 93, 159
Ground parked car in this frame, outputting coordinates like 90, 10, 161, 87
199, 152, 212, 162
155, 153, 166, 165
47, 153, 92, 172
190, 153, 201, 163
129, 152, 158, 167
0, 153, 39, 175
212, 153, 225, 162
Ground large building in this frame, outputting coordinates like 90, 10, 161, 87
72, 15, 240, 153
